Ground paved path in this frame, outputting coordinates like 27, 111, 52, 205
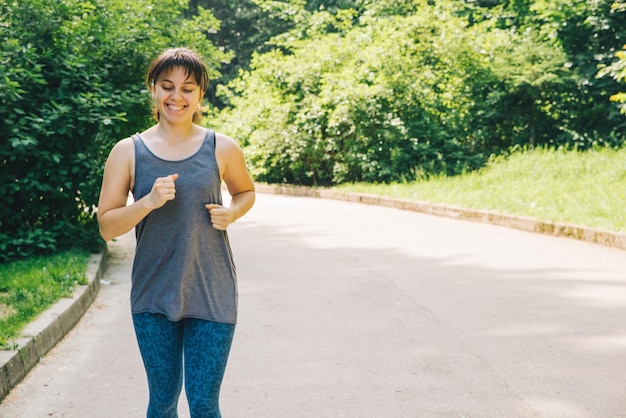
2, 193, 626, 417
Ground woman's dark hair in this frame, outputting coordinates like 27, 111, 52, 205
145, 48, 209, 123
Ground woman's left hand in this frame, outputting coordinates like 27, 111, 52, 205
205, 204, 235, 230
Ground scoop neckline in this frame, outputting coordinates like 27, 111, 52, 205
135, 130, 209, 162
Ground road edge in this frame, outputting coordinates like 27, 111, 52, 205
255, 184, 626, 252
0, 247, 108, 402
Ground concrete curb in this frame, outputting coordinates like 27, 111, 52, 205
255, 184, 626, 252
0, 247, 108, 402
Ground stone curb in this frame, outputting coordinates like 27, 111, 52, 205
255, 184, 626, 252
0, 247, 108, 402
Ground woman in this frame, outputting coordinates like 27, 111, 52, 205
97, 47, 255, 417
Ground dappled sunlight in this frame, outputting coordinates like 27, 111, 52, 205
484, 324, 565, 338
224, 193, 626, 416
560, 334, 626, 354
527, 398, 590, 418
561, 284, 626, 308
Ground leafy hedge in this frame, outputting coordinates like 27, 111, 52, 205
211, 0, 626, 186
0, 0, 226, 262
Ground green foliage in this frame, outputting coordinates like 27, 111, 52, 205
211, 3, 555, 184
189, 0, 360, 107
187, 0, 288, 106
600, 0, 626, 113
600, 44, 626, 114
529, 0, 626, 145
210, 0, 626, 187
306, 0, 361, 12
0, 0, 226, 262
479, 25, 570, 147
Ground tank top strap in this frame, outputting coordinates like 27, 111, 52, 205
206, 128, 216, 149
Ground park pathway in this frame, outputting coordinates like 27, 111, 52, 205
2, 193, 626, 417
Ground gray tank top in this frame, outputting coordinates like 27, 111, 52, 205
130, 130, 237, 324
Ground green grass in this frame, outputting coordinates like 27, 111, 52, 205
0, 249, 89, 349
336, 147, 626, 233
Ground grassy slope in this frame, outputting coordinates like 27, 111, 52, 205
337, 147, 626, 233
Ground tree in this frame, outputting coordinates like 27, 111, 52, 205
186, 0, 291, 106
187, 0, 363, 107
498, 0, 626, 145
603, 45, 626, 114
599, 0, 626, 115
0, 0, 225, 262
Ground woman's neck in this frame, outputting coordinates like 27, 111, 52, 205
155, 121, 198, 144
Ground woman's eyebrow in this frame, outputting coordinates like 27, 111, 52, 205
158, 78, 198, 85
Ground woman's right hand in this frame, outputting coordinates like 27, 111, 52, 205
147, 173, 179, 209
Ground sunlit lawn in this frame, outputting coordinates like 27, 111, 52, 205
337, 147, 626, 233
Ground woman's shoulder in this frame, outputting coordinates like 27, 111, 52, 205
214, 131, 242, 152
117, 135, 136, 146
107, 136, 135, 160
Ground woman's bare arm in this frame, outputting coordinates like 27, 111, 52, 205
205, 133, 255, 230
97, 138, 178, 241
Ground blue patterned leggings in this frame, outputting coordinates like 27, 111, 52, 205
132, 313, 236, 418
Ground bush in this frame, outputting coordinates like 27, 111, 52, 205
0, 0, 227, 262
212, 10, 500, 185
211, 1, 626, 186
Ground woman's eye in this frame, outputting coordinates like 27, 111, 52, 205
162, 86, 173, 91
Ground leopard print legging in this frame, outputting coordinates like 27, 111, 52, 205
132, 313, 235, 418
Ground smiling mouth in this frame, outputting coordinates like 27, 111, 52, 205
167, 104, 186, 111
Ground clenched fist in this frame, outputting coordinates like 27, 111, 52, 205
205, 203, 235, 230
148, 173, 179, 209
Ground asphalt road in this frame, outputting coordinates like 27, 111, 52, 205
2, 193, 626, 418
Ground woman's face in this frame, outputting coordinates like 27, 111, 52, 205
152, 66, 203, 124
